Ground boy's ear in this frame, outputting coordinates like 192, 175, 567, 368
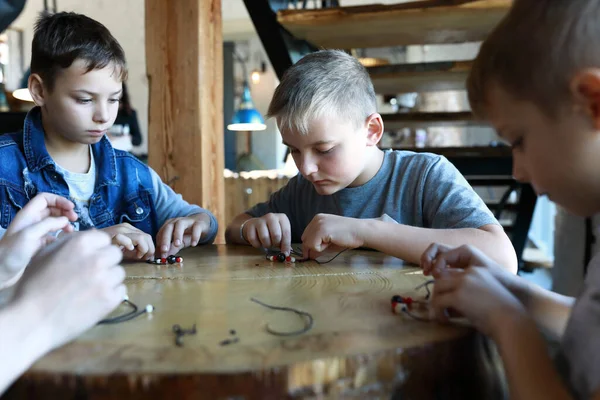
28, 73, 47, 106
570, 69, 600, 129
365, 113, 384, 146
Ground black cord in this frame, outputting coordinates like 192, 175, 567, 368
98, 299, 153, 325
414, 280, 435, 300
392, 280, 436, 322
402, 305, 431, 322
291, 246, 349, 264
250, 298, 314, 336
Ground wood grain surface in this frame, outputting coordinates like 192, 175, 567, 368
278, 0, 511, 48
5, 246, 504, 399
369, 61, 472, 94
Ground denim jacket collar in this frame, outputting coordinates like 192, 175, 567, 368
23, 106, 118, 186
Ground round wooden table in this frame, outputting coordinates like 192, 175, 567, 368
5, 245, 504, 399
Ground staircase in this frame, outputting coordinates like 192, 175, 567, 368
243, 0, 544, 272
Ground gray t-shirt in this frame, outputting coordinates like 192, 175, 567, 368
246, 149, 498, 242
556, 254, 600, 399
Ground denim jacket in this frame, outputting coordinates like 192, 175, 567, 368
0, 107, 217, 241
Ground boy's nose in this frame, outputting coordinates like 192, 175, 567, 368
93, 104, 109, 123
298, 156, 318, 176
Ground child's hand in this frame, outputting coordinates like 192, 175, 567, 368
241, 213, 292, 255
156, 213, 211, 258
430, 266, 527, 338
13, 230, 125, 352
421, 243, 522, 296
301, 214, 363, 259
0, 193, 78, 284
101, 223, 155, 260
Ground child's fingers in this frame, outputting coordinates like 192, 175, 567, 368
133, 236, 151, 259
157, 223, 175, 256
421, 243, 451, 275
256, 222, 273, 249
172, 219, 191, 248
244, 224, 263, 249
280, 219, 292, 255
429, 289, 460, 322
145, 236, 156, 259
42, 192, 76, 212
432, 245, 491, 271
191, 222, 203, 246
266, 218, 283, 249
301, 231, 320, 260
104, 264, 127, 290
432, 269, 464, 295
18, 216, 70, 245
47, 206, 79, 222
113, 233, 135, 251
7, 194, 69, 235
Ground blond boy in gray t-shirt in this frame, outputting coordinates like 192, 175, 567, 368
225, 50, 516, 272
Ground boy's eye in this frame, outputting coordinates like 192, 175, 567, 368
76, 98, 92, 104
510, 136, 524, 150
316, 147, 334, 155
289, 148, 300, 154
109, 98, 121, 104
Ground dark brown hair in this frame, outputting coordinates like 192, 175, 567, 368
467, 0, 600, 119
31, 12, 128, 91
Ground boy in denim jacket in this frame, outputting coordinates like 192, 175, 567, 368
0, 12, 217, 260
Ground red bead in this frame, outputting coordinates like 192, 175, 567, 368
161, 258, 167, 264
285, 256, 291, 262
404, 297, 413, 307
176, 257, 183, 263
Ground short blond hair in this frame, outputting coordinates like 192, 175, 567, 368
468, 0, 600, 119
267, 50, 377, 134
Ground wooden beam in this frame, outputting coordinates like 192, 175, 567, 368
146, 0, 225, 242
383, 111, 485, 129
369, 61, 472, 94
278, 0, 512, 48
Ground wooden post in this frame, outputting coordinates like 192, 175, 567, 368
145, 0, 225, 243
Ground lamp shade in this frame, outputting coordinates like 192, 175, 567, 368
12, 88, 33, 102
12, 68, 34, 102
227, 81, 266, 131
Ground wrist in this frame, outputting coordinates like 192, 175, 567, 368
506, 274, 530, 306
6, 295, 53, 364
239, 218, 252, 244
489, 302, 530, 343
354, 219, 369, 247
360, 219, 381, 248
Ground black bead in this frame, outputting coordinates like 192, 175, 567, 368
167, 255, 177, 264
391, 295, 403, 303
277, 253, 286, 262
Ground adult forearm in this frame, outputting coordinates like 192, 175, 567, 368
0, 300, 50, 395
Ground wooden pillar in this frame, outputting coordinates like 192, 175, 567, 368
145, 0, 225, 243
